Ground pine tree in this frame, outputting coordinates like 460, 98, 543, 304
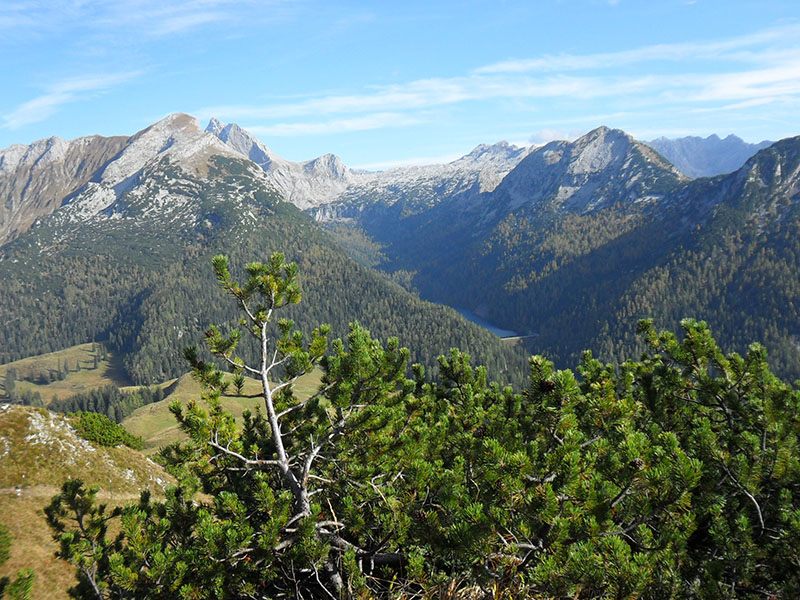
45, 256, 800, 599
231, 373, 245, 395
3, 367, 16, 400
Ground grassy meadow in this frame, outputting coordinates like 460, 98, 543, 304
0, 343, 131, 405
122, 369, 323, 451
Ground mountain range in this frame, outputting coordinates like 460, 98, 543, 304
646, 133, 773, 178
0, 114, 529, 388
336, 126, 800, 380
1, 113, 798, 385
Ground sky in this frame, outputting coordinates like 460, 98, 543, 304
1, 0, 799, 169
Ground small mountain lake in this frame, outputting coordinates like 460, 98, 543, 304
454, 307, 518, 338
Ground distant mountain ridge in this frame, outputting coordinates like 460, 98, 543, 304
489, 126, 687, 215
313, 125, 800, 381
646, 133, 772, 178
1, 120, 773, 247
204, 118, 531, 218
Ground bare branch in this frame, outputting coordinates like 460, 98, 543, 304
220, 353, 260, 376
207, 440, 281, 468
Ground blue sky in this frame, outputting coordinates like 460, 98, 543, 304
2, 0, 799, 168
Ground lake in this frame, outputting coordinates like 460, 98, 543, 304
454, 307, 518, 338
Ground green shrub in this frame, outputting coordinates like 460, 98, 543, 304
73, 412, 144, 450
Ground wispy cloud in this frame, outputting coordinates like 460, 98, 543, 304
474, 23, 800, 74
196, 22, 800, 140
0, 2, 38, 29
3, 72, 141, 129
198, 74, 647, 123
244, 112, 425, 137
0, 0, 290, 38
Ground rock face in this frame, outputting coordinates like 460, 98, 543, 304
646, 134, 772, 178
205, 119, 355, 210
0, 134, 128, 245
206, 118, 287, 170
0, 113, 245, 245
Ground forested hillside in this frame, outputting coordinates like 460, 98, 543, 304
0, 138, 528, 389
323, 129, 800, 382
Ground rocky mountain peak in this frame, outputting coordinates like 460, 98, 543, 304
204, 118, 355, 209
493, 126, 687, 214
566, 127, 640, 175
205, 117, 225, 137
205, 118, 286, 171
646, 133, 773, 178
98, 113, 236, 188
455, 141, 531, 170
303, 153, 349, 179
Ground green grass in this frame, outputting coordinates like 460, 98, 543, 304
0, 343, 131, 405
123, 369, 324, 452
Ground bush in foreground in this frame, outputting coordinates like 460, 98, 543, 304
47, 254, 800, 599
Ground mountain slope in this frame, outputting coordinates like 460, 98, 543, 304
0, 114, 529, 388
0, 134, 128, 245
323, 127, 800, 380
0, 404, 173, 600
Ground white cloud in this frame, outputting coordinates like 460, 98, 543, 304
475, 23, 800, 74
2, 72, 141, 129
243, 112, 425, 137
